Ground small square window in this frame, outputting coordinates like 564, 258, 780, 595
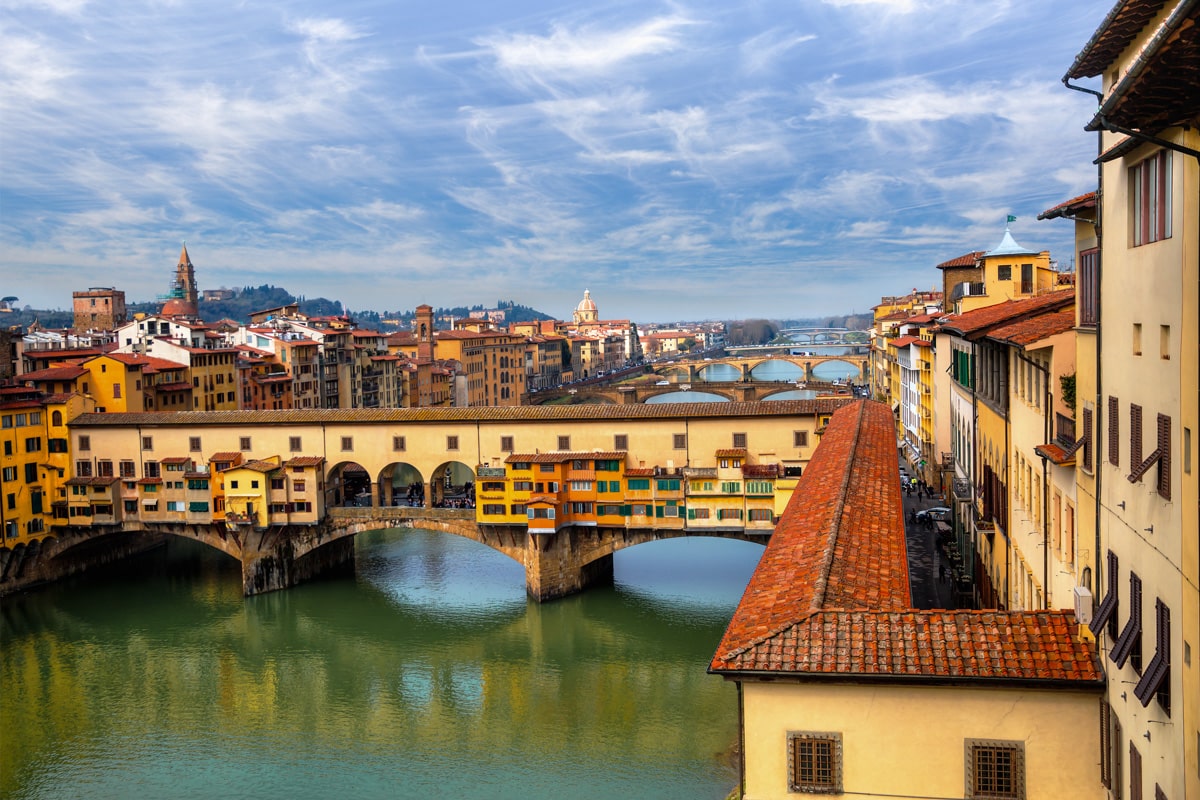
447, 436, 459, 451
501, 436, 514, 452
793, 431, 809, 448
965, 739, 1025, 800
614, 434, 628, 451
341, 436, 353, 451
787, 731, 842, 794
239, 436, 252, 451
673, 433, 687, 450
189, 437, 202, 452
141, 436, 153, 451
557, 435, 570, 451
289, 436, 302, 452
393, 436, 406, 452
78, 435, 91, 451
732, 432, 747, 449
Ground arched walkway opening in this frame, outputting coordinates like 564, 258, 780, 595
327, 461, 372, 507
431, 461, 476, 509
380, 462, 425, 508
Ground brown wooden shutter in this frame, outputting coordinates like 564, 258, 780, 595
1157, 414, 1171, 500
1130, 404, 1143, 468
1100, 699, 1111, 787
1130, 741, 1142, 800
1082, 407, 1093, 471
1109, 396, 1120, 465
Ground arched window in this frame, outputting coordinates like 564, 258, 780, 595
52, 410, 63, 426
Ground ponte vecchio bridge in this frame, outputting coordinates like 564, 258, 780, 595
6, 401, 852, 601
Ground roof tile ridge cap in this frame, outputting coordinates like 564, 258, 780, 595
809, 400, 866, 613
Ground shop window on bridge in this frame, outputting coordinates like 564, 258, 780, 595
657, 478, 680, 491
570, 480, 593, 491
166, 501, 184, 512
747, 481, 772, 495
628, 478, 650, 490
597, 504, 621, 516
718, 508, 743, 520
662, 503, 679, 518
124, 500, 137, 513
5, 520, 16, 538
509, 503, 526, 515
294, 502, 312, 513
689, 508, 711, 520
631, 504, 649, 516
571, 502, 593, 514
721, 481, 741, 493
527, 507, 555, 520
26, 518, 44, 534
596, 459, 621, 472
48, 438, 68, 453
513, 481, 533, 492
482, 481, 505, 492
482, 503, 505, 515
510, 462, 529, 471
748, 508, 772, 522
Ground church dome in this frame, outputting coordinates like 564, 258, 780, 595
576, 289, 597, 313
161, 297, 198, 318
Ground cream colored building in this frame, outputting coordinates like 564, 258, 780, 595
1063, 2, 1199, 796
710, 401, 1104, 800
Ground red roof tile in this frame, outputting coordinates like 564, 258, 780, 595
985, 307, 1076, 348
715, 448, 748, 457
506, 451, 626, 463
937, 251, 984, 269
937, 290, 1074, 339
1038, 192, 1097, 220
285, 456, 325, 467
710, 399, 1101, 686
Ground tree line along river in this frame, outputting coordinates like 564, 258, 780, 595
1, 527, 765, 800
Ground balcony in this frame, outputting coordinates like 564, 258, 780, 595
1054, 413, 1076, 448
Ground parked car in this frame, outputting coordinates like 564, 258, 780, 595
916, 507, 951, 523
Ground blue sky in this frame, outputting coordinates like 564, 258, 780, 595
2, 0, 1107, 322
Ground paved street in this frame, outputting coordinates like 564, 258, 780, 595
901, 478, 958, 610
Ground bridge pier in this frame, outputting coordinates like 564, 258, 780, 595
524, 529, 614, 601
240, 526, 355, 596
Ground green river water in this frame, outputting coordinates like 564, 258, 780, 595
1, 529, 763, 800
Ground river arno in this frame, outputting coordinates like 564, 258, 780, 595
1, 529, 764, 800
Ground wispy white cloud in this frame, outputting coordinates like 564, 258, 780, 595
0, 0, 1108, 320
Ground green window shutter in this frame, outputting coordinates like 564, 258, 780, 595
687, 507, 695, 519
621, 504, 630, 516
655, 505, 664, 518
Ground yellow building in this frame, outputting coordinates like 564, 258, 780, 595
1062, 2, 1199, 795
951, 225, 1061, 314
935, 289, 1076, 608
710, 401, 1104, 800
1, 388, 90, 548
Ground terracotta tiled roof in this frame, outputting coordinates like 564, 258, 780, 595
937, 290, 1075, 339
986, 308, 1076, 348
161, 457, 192, 464
889, 335, 931, 348
713, 609, 1101, 683
715, 448, 747, 457
233, 459, 281, 473
710, 399, 1102, 686
1035, 442, 1076, 466
1038, 192, 1097, 221
209, 452, 243, 463
285, 456, 325, 467
711, 402, 909, 666
624, 467, 655, 477
506, 451, 626, 464
1065, 0, 1163, 79
69, 399, 856, 428
20, 365, 87, 381
936, 251, 984, 269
